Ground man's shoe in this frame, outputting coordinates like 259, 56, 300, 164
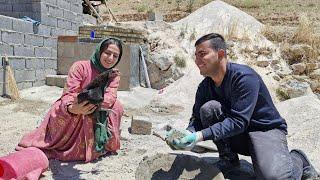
290, 149, 320, 180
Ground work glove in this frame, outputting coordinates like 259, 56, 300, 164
173, 131, 203, 150
165, 128, 192, 150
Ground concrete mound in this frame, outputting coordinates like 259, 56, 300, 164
135, 153, 224, 180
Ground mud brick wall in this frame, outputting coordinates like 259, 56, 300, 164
78, 25, 147, 44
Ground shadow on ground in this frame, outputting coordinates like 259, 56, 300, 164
136, 153, 256, 180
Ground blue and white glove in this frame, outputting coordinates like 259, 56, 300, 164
173, 131, 203, 150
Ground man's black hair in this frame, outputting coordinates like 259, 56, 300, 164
195, 33, 227, 57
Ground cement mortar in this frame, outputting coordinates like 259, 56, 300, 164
135, 153, 224, 180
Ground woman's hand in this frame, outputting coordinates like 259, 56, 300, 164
67, 100, 97, 115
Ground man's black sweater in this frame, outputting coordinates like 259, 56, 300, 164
188, 62, 287, 141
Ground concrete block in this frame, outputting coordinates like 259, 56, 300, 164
12, 19, 34, 33
57, 0, 70, 10
17, 81, 33, 90
1, 31, 24, 45
12, 3, 33, 12
45, 68, 57, 75
31, 3, 47, 13
8, 57, 26, 70
148, 12, 164, 21
14, 45, 35, 57
0, 43, 14, 56
57, 19, 71, 29
51, 49, 57, 58
63, 9, 77, 21
41, 15, 57, 27
44, 59, 57, 69
49, 5, 64, 18
26, 58, 45, 69
0, 15, 13, 30
65, 30, 77, 36
0, 4, 12, 12
24, 34, 44, 47
35, 69, 45, 80
34, 24, 51, 36
45, 74, 67, 87
32, 80, 45, 87
35, 47, 51, 57
43, 37, 57, 49
14, 69, 36, 82
130, 116, 152, 135
71, 22, 79, 31
51, 27, 65, 36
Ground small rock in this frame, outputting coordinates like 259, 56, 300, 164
130, 116, 152, 135
256, 56, 270, 67
291, 63, 306, 75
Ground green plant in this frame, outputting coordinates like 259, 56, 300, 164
225, 19, 238, 40
186, 0, 195, 13
136, 4, 148, 12
175, 0, 183, 10
174, 54, 186, 68
189, 28, 196, 41
276, 88, 290, 101
241, 0, 262, 8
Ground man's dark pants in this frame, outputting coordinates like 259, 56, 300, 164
199, 100, 303, 180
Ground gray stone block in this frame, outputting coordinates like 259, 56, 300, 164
57, 19, 71, 29
45, 59, 57, 69
1, 31, 24, 45
43, 37, 57, 49
65, 30, 77, 36
41, 15, 57, 27
57, 0, 70, 10
63, 9, 77, 21
35, 69, 45, 80
25, 34, 44, 47
0, 4, 12, 12
49, 5, 64, 18
8, 57, 26, 70
12, 3, 33, 12
35, 47, 51, 57
45, 68, 57, 75
51, 49, 57, 58
0, 15, 13, 30
0, 43, 14, 56
31, 3, 47, 13
50, 27, 65, 36
45, 74, 66, 87
14, 45, 34, 57
33, 80, 45, 87
14, 69, 36, 82
12, 19, 34, 33
34, 24, 51, 36
26, 58, 45, 69
71, 22, 79, 31
17, 81, 33, 90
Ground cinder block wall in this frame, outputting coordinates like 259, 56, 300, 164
0, 0, 83, 94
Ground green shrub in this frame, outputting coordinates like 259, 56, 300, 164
174, 54, 186, 68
